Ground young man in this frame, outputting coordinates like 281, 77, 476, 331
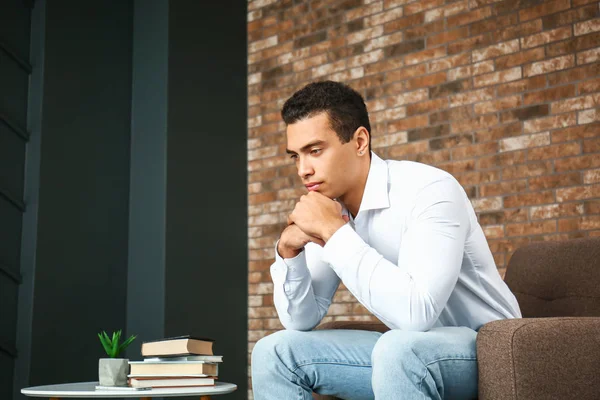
251, 81, 521, 399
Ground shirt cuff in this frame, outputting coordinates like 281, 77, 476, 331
272, 240, 310, 281
322, 223, 367, 273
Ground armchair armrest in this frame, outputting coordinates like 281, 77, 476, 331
314, 320, 390, 333
477, 317, 600, 400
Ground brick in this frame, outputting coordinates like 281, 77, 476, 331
574, 18, 600, 36
365, 6, 404, 26
452, 115, 499, 133
430, 106, 473, 124
405, 0, 444, 15
551, 123, 600, 142
523, 85, 576, 105
496, 19, 543, 42
503, 161, 552, 180
388, 141, 431, 158
388, 115, 429, 132
385, 63, 426, 82
483, 225, 505, 239
584, 169, 600, 184
523, 113, 577, 134
404, 20, 445, 40
430, 133, 473, 150
523, 55, 575, 77
387, 89, 429, 107
521, 26, 572, 49
428, 27, 470, 46
347, 26, 384, 45
448, 61, 495, 81
430, 79, 472, 98
473, 40, 520, 62
496, 48, 545, 69
551, 94, 600, 114
548, 63, 600, 86
579, 77, 600, 95
531, 203, 585, 220
474, 67, 522, 88
364, 31, 404, 52
475, 123, 523, 143
406, 98, 448, 116
586, 200, 600, 214
451, 142, 499, 160
450, 88, 494, 107
417, 149, 452, 164
475, 95, 522, 114
408, 124, 452, 141
543, 4, 600, 30
528, 142, 581, 161
448, 33, 494, 55
405, 71, 447, 90
519, 0, 570, 22
471, 197, 503, 212
505, 190, 555, 208
499, 132, 550, 152
404, 47, 446, 66
480, 180, 527, 197
506, 220, 556, 237
430, 53, 471, 73
447, 7, 492, 27
583, 137, 600, 154
497, 76, 546, 97
577, 47, 600, 65
555, 154, 600, 172
371, 131, 408, 148
425, 0, 469, 22
559, 216, 600, 232
579, 108, 600, 124
384, 13, 424, 33
384, 39, 425, 58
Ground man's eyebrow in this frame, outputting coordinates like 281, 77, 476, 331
286, 140, 326, 154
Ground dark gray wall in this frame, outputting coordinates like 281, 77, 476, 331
0, 1, 32, 399
2, 1, 248, 399
165, 1, 248, 398
27, 0, 133, 386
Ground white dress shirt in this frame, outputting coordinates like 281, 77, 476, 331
270, 152, 522, 332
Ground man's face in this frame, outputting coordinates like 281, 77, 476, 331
286, 112, 358, 199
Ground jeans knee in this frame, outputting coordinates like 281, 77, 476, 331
372, 330, 423, 370
251, 330, 300, 375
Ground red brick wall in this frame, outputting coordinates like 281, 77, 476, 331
247, 0, 600, 396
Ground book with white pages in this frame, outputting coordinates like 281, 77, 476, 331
143, 355, 223, 363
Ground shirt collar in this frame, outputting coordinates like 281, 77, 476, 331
357, 151, 390, 214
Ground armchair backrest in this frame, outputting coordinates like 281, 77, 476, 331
504, 237, 600, 318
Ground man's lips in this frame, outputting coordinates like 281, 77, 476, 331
305, 182, 323, 191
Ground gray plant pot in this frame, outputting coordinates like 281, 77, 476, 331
98, 358, 129, 386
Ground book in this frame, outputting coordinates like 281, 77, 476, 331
143, 355, 223, 363
141, 335, 214, 357
129, 361, 218, 376
129, 377, 215, 388
95, 385, 151, 391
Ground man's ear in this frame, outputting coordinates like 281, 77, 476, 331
354, 127, 370, 155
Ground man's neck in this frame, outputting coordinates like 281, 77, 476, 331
339, 162, 370, 218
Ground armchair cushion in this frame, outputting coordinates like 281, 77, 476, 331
477, 317, 600, 400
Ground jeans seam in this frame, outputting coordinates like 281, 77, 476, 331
418, 356, 478, 398
292, 360, 372, 373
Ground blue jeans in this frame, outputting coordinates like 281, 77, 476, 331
251, 327, 478, 399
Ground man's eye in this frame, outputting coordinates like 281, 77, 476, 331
290, 154, 298, 160
310, 148, 321, 155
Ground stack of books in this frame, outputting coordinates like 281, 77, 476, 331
128, 335, 223, 388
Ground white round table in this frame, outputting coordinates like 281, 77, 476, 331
21, 381, 237, 399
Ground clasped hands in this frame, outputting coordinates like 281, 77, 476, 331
277, 191, 349, 259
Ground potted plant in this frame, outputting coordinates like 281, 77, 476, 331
98, 330, 137, 386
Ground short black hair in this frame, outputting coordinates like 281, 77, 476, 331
281, 81, 371, 152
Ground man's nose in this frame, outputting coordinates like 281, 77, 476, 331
297, 157, 313, 178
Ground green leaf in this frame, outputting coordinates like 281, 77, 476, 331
117, 334, 137, 354
98, 331, 113, 356
111, 330, 121, 358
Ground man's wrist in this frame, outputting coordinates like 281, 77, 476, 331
277, 241, 302, 259
321, 219, 347, 242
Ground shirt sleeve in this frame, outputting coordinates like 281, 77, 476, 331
322, 178, 470, 331
270, 241, 341, 331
